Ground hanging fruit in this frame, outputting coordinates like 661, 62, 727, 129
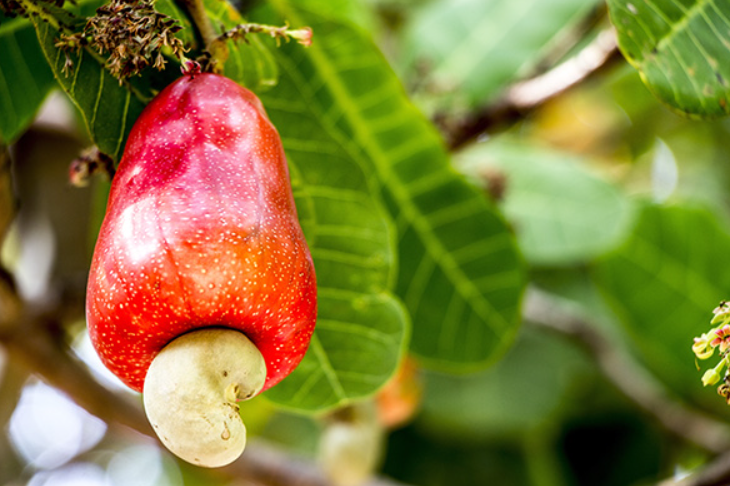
86, 68, 317, 467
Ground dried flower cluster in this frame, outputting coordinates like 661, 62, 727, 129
0, 0, 25, 17
57, 0, 186, 81
68, 146, 116, 187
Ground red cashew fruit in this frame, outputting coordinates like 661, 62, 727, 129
85, 71, 317, 467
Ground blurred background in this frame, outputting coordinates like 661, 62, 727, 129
4, 0, 730, 485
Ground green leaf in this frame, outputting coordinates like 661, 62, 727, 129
608, 0, 730, 117
256, 0, 526, 371
593, 203, 730, 407
420, 327, 590, 441
202, 0, 279, 92
0, 16, 57, 144
456, 140, 635, 266
267, 292, 408, 410
159, 0, 279, 92
234, 8, 410, 411
27, 0, 277, 160
401, 0, 600, 107
29, 15, 150, 160
256, 70, 410, 412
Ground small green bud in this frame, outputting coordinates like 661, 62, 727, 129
702, 368, 722, 387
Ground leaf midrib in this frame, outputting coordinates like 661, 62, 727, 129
271, 0, 512, 335
310, 333, 347, 401
646, 0, 714, 54
625, 0, 723, 65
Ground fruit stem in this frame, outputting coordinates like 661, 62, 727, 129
143, 328, 266, 467
177, 0, 221, 55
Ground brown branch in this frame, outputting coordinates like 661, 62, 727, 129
0, 254, 405, 486
527, 3, 608, 77
0, 347, 30, 483
1, 141, 405, 486
446, 28, 622, 151
0, 307, 407, 486
658, 450, 730, 486
0, 145, 15, 243
176, 0, 217, 48
523, 288, 730, 454
0, 316, 154, 436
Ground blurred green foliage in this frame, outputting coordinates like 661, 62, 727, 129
2, 0, 730, 485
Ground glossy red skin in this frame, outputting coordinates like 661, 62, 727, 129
86, 73, 317, 393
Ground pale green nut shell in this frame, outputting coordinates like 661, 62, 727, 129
143, 328, 267, 467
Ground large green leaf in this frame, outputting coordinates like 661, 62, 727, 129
608, 0, 730, 117
269, 167, 408, 411
201, 0, 279, 92
159, 0, 280, 92
420, 327, 590, 441
593, 203, 730, 408
456, 140, 635, 266
29, 15, 152, 160
0, 15, 57, 144
19, 0, 404, 413
247, 50, 409, 411
269, 116, 409, 412
256, 0, 526, 370
401, 0, 600, 108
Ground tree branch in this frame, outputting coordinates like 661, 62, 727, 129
0, 349, 30, 483
446, 27, 622, 151
0, 145, 15, 244
658, 450, 730, 486
177, 0, 217, 48
0, 307, 407, 485
1, 138, 405, 486
523, 288, 730, 454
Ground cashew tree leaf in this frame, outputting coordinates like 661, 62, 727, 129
28, 9, 159, 160
608, 0, 730, 117
456, 139, 635, 266
200, 0, 279, 92
26, 0, 278, 160
400, 0, 602, 110
593, 203, 730, 410
0, 14, 57, 144
254, 0, 526, 373
227, 40, 409, 413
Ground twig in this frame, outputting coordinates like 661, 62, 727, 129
0, 348, 30, 484
210, 22, 313, 49
523, 288, 730, 454
657, 450, 730, 486
528, 3, 608, 76
446, 28, 622, 151
0, 256, 406, 486
177, 0, 217, 48
0, 145, 15, 243
1, 143, 403, 486
0, 305, 407, 485
0, 315, 154, 436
